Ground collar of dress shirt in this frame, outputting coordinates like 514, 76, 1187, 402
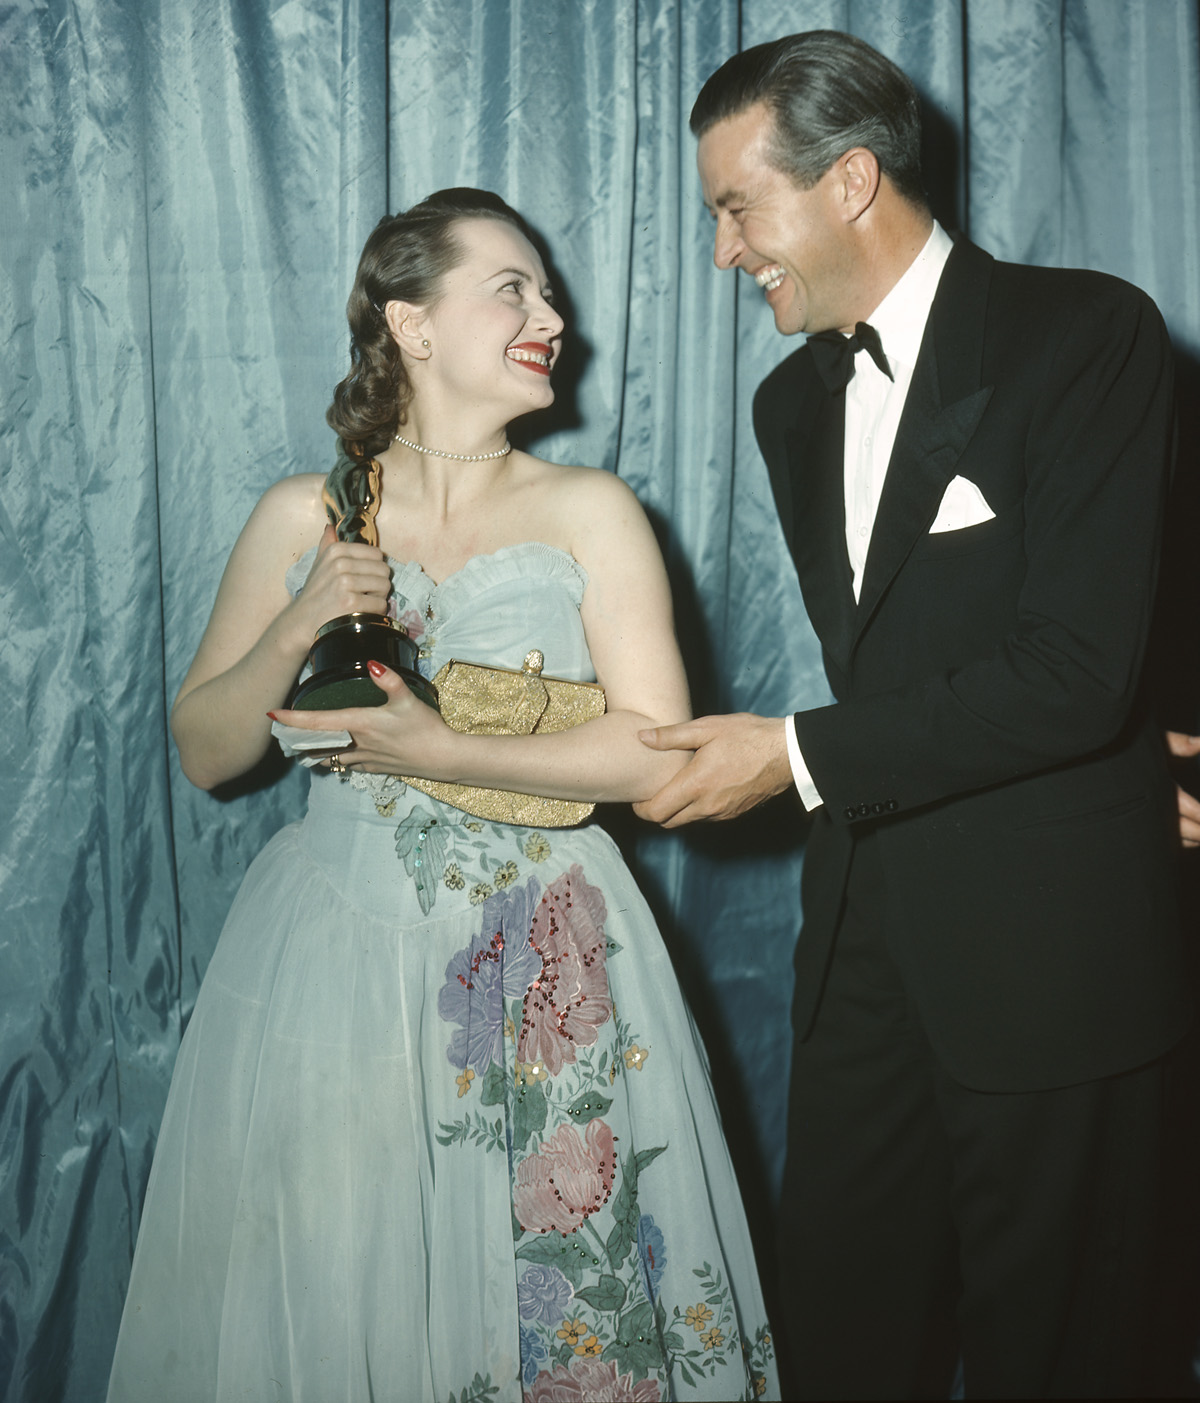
861, 221, 954, 376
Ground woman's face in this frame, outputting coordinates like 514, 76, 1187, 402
415, 218, 564, 420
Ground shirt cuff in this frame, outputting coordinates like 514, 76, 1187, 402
785, 715, 823, 812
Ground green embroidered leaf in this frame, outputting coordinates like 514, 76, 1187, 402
574, 1273, 627, 1314
605, 1219, 630, 1269
605, 1143, 660, 1270
512, 1206, 524, 1242
633, 1145, 667, 1178
394, 809, 449, 915
555, 1342, 574, 1367
512, 1078, 548, 1153
566, 1091, 612, 1125
663, 1329, 686, 1353
603, 1310, 664, 1378
479, 1061, 507, 1107
517, 1233, 585, 1287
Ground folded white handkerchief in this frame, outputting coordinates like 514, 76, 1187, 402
271, 720, 353, 768
930, 475, 995, 534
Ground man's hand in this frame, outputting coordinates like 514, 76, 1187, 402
1167, 731, 1200, 849
634, 713, 792, 827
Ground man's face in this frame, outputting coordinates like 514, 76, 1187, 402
697, 102, 853, 336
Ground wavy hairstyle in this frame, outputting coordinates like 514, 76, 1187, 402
690, 31, 926, 207
327, 188, 532, 457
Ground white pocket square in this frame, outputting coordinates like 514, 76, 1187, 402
930, 475, 995, 533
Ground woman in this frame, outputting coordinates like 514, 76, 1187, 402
108, 189, 777, 1402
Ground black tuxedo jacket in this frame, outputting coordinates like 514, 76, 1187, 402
754, 239, 1189, 1093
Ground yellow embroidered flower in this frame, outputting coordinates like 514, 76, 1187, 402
754, 1375, 767, 1397
624, 1043, 649, 1072
374, 798, 396, 818
685, 1303, 713, 1332
700, 1326, 724, 1352
468, 883, 493, 905
516, 1059, 548, 1085
504, 1015, 516, 1042
574, 1334, 602, 1357
443, 863, 466, 891
494, 860, 519, 889
523, 832, 552, 863
455, 1068, 475, 1098
557, 1318, 588, 1346
464, 821, 483, 833
609, 1058, 618, 1085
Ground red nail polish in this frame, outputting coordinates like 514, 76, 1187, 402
367, 660, 386, 679
267, 711, 279, 720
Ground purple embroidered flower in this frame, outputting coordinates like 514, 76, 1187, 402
636, 1214, 666, 1303
438, 878, 542, 1071
518, 1262, 574, 1325
519, 1321, 550, 1386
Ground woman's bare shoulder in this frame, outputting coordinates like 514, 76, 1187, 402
518, 456, 642, 512
242, 472, 328, 560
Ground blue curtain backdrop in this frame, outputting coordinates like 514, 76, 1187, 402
2, 1, 1199, 1398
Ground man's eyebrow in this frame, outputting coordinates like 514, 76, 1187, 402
707, 187, 745, 212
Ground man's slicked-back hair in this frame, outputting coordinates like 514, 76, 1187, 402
690, 30, 927, 206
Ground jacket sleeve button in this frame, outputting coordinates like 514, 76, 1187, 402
886, 799, 899, 811
843, 806, 858, 821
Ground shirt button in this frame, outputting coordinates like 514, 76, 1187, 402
864, 435, 872, 447
858, 526, 868, 537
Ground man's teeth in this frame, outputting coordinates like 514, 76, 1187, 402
507, 348, 549, 366
755, 266, 785, 292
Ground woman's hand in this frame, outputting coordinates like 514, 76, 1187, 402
272, 659, 460, 778
277, 523, 394, 653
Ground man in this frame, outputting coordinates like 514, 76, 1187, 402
637, 30, 1189, 1399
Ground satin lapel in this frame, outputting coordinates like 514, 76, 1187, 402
789, 385, 857, 671
853, 242, 996, 642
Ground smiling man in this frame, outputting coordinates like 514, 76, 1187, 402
636, 29, 1189, 1400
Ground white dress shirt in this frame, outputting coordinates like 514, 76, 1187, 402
785, 222, 955, 810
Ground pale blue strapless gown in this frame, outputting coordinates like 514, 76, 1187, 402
107, 543, 778, 1403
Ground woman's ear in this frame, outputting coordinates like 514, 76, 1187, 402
385, 302, 433, 359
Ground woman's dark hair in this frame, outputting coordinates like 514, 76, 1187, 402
690, 31, 926, 206
327, 188, 532, 457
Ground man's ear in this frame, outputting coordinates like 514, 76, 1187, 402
385, 301, 433, 359
836, 147, 881, 223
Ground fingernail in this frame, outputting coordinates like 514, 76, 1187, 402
367, 660, 385, 678
267, 711, 279, 720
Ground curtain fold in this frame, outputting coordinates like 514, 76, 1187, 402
2, 2, 1198, 1397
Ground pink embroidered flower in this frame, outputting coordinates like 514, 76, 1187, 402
517, 866, 612, 1076
524, 1357, 661, 1403
513, 1119, 616, 1235
390, 604, 425, 640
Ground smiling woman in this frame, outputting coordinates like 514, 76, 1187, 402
104, 189, 779, 1403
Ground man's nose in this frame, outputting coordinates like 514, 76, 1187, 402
713, 216, 742, 270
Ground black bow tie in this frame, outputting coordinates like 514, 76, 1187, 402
806, 322, 893, 394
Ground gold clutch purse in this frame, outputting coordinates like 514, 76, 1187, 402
399, 649, 606, 827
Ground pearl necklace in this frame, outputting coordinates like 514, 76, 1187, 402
393, 434, 511, 462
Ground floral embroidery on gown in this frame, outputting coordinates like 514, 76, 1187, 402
107, 543, 778, 1403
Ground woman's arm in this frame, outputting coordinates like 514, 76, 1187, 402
171, 475, 393, 789
270, 471, 694, 804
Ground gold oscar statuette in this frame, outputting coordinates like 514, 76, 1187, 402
289, 453, 439, 711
